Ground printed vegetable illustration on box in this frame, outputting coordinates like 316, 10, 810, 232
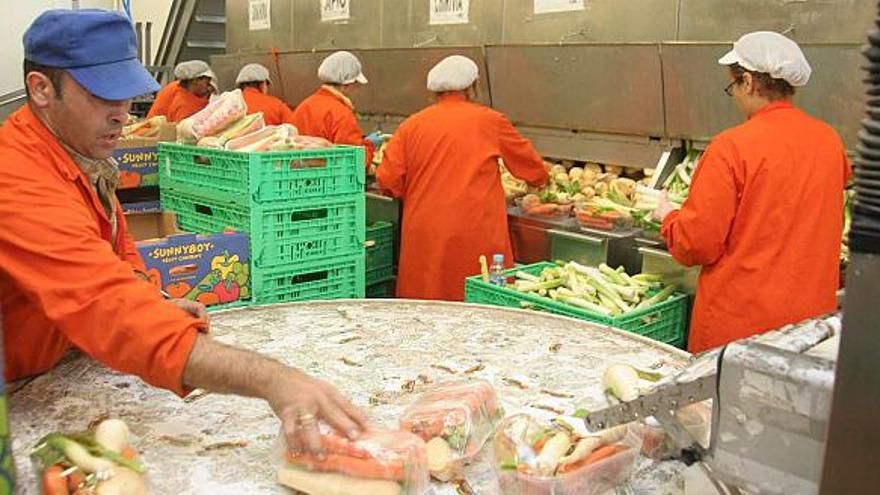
136, 232, 250, 307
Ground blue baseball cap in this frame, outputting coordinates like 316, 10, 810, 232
24, 9, 160, 100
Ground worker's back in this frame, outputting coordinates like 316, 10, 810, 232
682, 101, 850, 350
377, 94, 546, 300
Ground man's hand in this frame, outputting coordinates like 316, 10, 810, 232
169, 298, 208, 321
652, 191, 678, 222
182, 335, 368, 460
267, 370, 369, 459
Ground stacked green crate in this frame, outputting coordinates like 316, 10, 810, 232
365, 221, 395, 298
159, 143, 366, 304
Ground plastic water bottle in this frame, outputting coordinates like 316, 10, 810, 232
489, 253, 506, 287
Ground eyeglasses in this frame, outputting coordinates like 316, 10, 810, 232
724, 79, 741, 97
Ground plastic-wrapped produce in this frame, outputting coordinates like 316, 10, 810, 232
399, 379, 503, 479
30, 419, 148, 494
493, 414, 641, 495
177, 89, 247, 144
275, 425, 429, 495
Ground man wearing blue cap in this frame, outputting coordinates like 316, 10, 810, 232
0, 9, 366, 458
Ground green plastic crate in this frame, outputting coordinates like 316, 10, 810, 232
253, 253, 365, 304
366, 264, 395, 286
161, 189, 365, 268
366, 277, 396, 298
365, 221, 394, 285
159, 143, 365, 205
465, 262, 688, 348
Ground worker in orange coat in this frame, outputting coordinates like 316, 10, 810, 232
291, 51, 378, 170
0, 9, 365, 456
236, 63, 296, 126
147, 60, 211, 119
377, 55, 549, 301
165, 61, 217, 122
654, 32, 851, 353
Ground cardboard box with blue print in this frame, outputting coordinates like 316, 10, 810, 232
136, 227, 251, 307
114, 123, 176, 189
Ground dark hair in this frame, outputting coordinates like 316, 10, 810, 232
238, 81, 265, 91
23, 59, 64, 98
729, 64, 795, 100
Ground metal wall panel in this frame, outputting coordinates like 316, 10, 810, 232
662, 43, 865, 150
293, 0, 382, 51
354, 47, 490, 115
225, 0, 293, 53
501, 0, 677, 44
678, 0, 874, 43
486, 44, 666, 137
210, 52, 278, 93
410, 0, 503, 47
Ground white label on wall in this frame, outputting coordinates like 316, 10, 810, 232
429, 0, 470, 25
534, 0, 585, 15
249, 0, 271, 31
321, 0, 350, 22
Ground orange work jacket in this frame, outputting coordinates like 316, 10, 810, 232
146, 80, 182, 119
377, 94, 548, 301
166, 87, 209, 123
242, 87, 296, 126
291, 87, 374, 169
0, 105, 204, 396
661, 101, 851, 353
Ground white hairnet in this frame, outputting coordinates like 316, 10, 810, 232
427, 55, 479, 93
236, 63, 271, 85
174, 60, 212, 80
318, 51, 368, 85
718, 31, 812, 87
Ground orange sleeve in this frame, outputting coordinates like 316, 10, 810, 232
661, 139, 739, 267
376, 128, 407, 198
147, 83, 177, 119
496, 113, 548, 187
332, 110, 374, 169
0, 165, 202, 396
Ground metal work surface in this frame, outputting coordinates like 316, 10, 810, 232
486, 44, 666, 137
11, 300, 689, 494
663, 43, 865, 150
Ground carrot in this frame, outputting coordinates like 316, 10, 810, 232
285, 452, 407, 481
532, 435, 549, 454
526, 204, 566, 216
121, 446, 139, 460
66, 469, 85, 491
557, 444, 629, 474
320, 433, 369, 459
42, 465, 69, 495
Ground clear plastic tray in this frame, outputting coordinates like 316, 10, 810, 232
273, 425, 430, 495
399, 379, 503, 461
493, 415, 643, 495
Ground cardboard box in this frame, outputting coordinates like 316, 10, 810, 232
121, 200, 161, 214
125, 211, 182, 241
136, 230, 251, 307
113, 123, 176, 189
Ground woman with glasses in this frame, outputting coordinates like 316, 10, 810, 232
652, 31, 851, 353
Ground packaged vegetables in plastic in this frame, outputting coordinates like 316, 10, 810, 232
176, 89, 248, 144
399, 380, 503, 480
493, 414, 642, 495
275, 425, 429, 495
31, 418, 148, 494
